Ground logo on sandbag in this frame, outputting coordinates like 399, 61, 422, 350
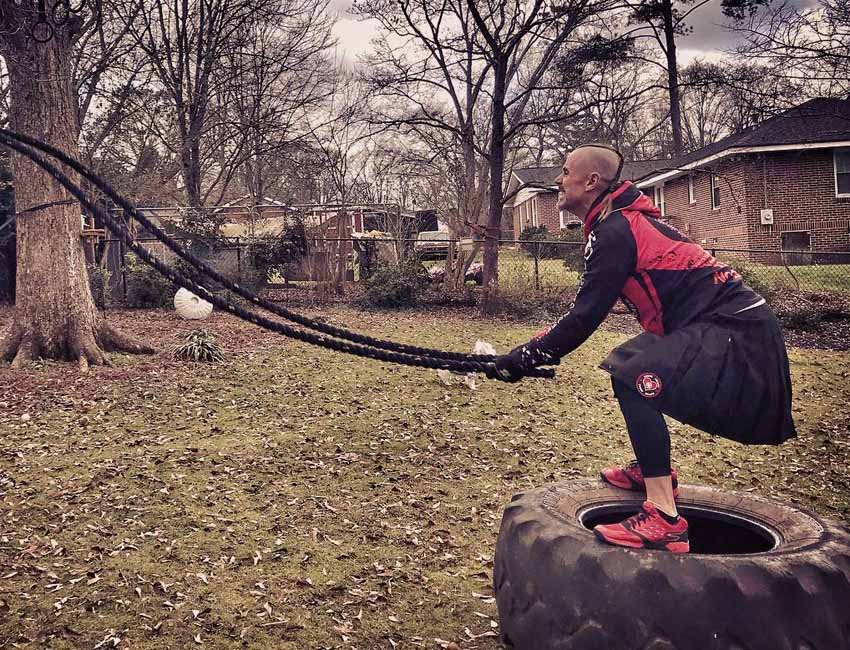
636, 372, 662, 398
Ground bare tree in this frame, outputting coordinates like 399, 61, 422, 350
116, 0, 332, 208
0, 1, 152, 368
361, 0, 636, 288
626, 0, 714, 156
356, 0, 494, 242
677, 60, 731, 150
726, 0, 848, 99
205, 0, 335, 206
75, 1, 150, 159
90, 85, 184, 206
309, 67, 373, 291
466, 0, 628, 288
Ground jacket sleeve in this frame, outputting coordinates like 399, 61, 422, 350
515, 218, 637, 368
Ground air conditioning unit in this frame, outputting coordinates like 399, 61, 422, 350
760, 209, 774, 225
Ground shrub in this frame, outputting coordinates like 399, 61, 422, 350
361, 262, 428, 309
246, 224, 308, 286
125, 254, 174, 308
519, 225, 584, 267
87, 264, 111, 309
559, 230, 586, 272
519, 226, 558, 258
173, 328, 224, 363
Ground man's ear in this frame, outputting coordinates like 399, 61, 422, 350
585, 171, 601, 191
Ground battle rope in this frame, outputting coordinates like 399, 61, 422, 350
0, 133, 554, 380
0, 128, 497, 365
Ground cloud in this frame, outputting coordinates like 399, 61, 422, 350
329, 0, 823, 67
333, 15, 379, 60
677, 0, 821, 54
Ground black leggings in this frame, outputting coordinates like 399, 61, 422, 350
612, 378, 671, 478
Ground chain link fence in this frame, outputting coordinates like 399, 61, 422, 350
93, 235, 850, 304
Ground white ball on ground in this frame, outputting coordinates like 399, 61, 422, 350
174, 287, 213, 320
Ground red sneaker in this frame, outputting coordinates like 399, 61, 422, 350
600, 460, 680, 498
593, 501, 689, 553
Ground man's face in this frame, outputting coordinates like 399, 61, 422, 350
556, 152, 585, 213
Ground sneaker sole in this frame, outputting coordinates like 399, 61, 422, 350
599, 472, 680, 499
593, 529, 689, 553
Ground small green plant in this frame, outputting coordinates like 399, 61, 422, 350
173, 328, 224, 363
87, 263, 112, 309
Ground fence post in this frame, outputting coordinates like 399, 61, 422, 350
236, 236, 242, 278
533, 241, 540, 291
120, 239, 127, 301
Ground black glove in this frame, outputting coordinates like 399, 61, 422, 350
494, 347, 526, 383
494, 344, 561, 383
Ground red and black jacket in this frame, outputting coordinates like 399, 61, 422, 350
518, 182, 762, 367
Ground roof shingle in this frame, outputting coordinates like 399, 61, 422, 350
673, 97, 850, 169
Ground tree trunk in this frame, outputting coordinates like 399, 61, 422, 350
0, 25, 153, 369
183, 128, 203, 208
662, 0, 683, 157
482, 61, 507, 291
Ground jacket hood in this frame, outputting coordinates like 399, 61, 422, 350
583, 181, 660, 237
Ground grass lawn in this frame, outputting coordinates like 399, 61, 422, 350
1, 307, 849, 649
749, 264, 850, 295
496, 249, 581, 293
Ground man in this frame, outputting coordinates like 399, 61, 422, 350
495, 144, 796, 553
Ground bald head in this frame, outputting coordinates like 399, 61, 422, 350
568, 145, 621, 185
556, 144, 622, 218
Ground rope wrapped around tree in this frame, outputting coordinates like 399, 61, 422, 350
0, 130, 555, 381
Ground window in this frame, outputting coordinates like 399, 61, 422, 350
653, 184, 665, 216
559, 209, 580, 229
531, 198, 538, 226
688, 175, 695, 204
711, 175, 721, 210
835, 149, 850, 196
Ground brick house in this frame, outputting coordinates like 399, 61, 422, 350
504, 160, 666, 237
505, 98, 850, 261
633, 97, 850, 262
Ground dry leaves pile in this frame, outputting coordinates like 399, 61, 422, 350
0, 306, 848, 649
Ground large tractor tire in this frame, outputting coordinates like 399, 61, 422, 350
493, 478, 850, 650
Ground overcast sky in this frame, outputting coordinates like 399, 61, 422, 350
329, 0, 821, 65
329, 0, 737, 63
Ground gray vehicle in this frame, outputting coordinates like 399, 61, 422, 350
413, 230, 450, 260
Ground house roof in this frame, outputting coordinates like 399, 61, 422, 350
639, 97, 850, 186
212, 196, 290, 211
513, 166, 561, 187
622, 159, 668, 183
